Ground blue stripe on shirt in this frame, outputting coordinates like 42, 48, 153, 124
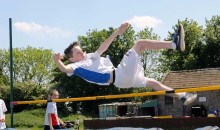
74, 67, 110, 83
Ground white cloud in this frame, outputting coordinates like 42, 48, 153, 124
126, 16, 163, 29
14, 21, 73, 38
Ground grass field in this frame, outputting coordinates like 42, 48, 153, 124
5, 109, 89, 130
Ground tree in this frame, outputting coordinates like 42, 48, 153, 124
136, 27, 163, 80
161, 18, 204, 71
161, 16, 220, 71
0, 46, 55, 85
0, 49, 8, 85
203, 15, 220, 67
0, 47, 54, 111
1, 82, 48, 112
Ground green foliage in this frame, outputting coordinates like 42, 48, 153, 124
1, 83, 48, 112
203, 15, 220, 67
0, 49, 9, 85
136, 27, 162, 80
6, 109, 45, 128
0, 46, 55, 111
161, 18, 204, 71
5, 109, 88, 130
125, 87, 154, 102
0, 46, 55, 85
161, 15, 220, 71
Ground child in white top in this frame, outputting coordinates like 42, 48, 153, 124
0, 99, 7, 129
53, 23, 197, 106
44, 89, 66, 130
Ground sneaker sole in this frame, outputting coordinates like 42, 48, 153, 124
184, 93, 197, 106
179, 24, 185, 51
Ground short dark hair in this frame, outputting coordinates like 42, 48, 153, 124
64, 41, 80, 59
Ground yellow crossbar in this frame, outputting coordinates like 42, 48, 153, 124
11, 85, 220, 105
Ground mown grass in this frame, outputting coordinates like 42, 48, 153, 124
5, 109, 90, 130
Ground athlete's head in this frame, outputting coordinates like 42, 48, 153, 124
64, 41, 85, 63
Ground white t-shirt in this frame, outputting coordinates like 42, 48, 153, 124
44, 102, 60, 126
0, 99, 7, 129
67, 51, 114, 85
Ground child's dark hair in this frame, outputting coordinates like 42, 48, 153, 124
64, 41, 80, 59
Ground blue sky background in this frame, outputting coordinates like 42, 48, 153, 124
0, 0, 219, 53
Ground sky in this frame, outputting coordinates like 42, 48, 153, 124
0, 0, 220, 53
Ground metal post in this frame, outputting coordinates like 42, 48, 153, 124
9, 18, 14, 128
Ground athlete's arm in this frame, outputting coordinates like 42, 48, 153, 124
52, 53, 73, 73
97, 23, 129, 55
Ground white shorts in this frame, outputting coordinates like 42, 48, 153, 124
114, 48, 146, 88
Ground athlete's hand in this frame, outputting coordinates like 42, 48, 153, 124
52, 53, 64, 61
116, 23, 129, 35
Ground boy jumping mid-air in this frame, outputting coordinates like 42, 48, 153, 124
53, 23, 197, 106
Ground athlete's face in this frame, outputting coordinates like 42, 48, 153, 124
51, 92, 59, 99
69, 45, 85, 62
